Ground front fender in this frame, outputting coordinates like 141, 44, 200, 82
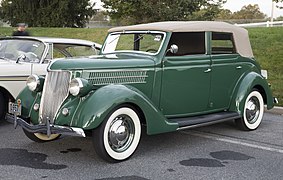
16, 86, 38, 118
59, 84, 178, 135
229, 72, 274, 113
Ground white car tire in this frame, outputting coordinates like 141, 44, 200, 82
236, 90, 264, 131
93, 106, 141, 162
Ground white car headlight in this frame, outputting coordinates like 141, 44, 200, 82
69, 78, 92, 97
26, 75, 40, 91
69, 78, 83, 96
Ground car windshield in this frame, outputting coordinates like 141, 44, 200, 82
0, 39, 45, 63
102, 31, 165, 55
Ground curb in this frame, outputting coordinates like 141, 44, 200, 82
265, 106, 283, 115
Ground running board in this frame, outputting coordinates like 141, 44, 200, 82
168, 111, 241, 130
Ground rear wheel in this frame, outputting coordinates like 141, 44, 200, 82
23, 129, 61, 143
93, 106, 141, 162
0, 92, 7, 120
236, 90, 264, 131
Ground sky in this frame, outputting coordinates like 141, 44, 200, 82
223, 0, 283, 18
92, 0, 283, 18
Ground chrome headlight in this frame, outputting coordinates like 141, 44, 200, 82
69, 78, 82, 96
26, 75, 44, 92
69, 78, 92, 97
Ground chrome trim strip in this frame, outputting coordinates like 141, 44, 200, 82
0, 76, 29, 81
176, 116, 240, 131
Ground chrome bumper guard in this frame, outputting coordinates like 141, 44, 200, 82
6, 113, 86, 137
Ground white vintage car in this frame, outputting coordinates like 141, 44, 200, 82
0, 36, 101, 120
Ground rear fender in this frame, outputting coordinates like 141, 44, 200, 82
229, 72, 274, 113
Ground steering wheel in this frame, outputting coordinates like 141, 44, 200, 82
18, 51, 39, 63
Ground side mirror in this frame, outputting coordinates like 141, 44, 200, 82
168, 44, 178, 54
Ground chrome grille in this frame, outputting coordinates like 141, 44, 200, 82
39, 71, 71, 124
82, 70, 148, 85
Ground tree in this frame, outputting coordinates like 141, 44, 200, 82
101, 0, 226, 25
273, 0, 283, 9
0, 0, 96, 27
231, 4, 266, 20
216, 9, 232, 20
275, 16, 283, 20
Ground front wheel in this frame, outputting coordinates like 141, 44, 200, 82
23, 128, 61, 143
236, 90, 264, 131
92, 106, 141, 162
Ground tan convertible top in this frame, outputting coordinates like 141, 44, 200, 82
109, 21, 253, 58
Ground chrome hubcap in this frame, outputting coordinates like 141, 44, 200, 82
108, 115, 135, 152
245, 96, 260, 124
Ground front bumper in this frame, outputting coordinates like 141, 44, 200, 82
6, 113, 86, 137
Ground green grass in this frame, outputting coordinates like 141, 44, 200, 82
0, 26, 282, 106
0, 27, 108, 44
248, 27, 283, 106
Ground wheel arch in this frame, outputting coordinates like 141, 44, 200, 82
253, 85, 267, 104
0, 86, 15, 104
0, 86, 15, 118
123, 102, 147, 126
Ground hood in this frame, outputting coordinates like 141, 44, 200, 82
49, 53, 156, 71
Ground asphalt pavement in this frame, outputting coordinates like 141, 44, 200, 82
0, 112, 283, 180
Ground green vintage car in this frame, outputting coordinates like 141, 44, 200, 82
8, 21, 276, 162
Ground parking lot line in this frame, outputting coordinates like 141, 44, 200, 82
181, 130, 283, 154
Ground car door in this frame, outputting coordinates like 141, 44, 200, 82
209, 32, 243, 110
160, 32, 211, 117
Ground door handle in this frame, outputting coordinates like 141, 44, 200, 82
204, 68, 211, 73
236, 66, 242, 69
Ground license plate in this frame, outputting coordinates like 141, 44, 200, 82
8, 101, 21, 116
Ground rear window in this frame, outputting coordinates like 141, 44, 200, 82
211, 32, 236, 54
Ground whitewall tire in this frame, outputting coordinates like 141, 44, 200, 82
236, 90, 264, 130
93, 106, 141, 162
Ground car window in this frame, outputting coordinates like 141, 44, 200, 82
166, 32, 206, 56
53, 44, 97, 59
65, 46, 97, 56
103, 32, 165, 55
0, 39, 44, 63
211, 32, 236, 54
53, 48, 66, 59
